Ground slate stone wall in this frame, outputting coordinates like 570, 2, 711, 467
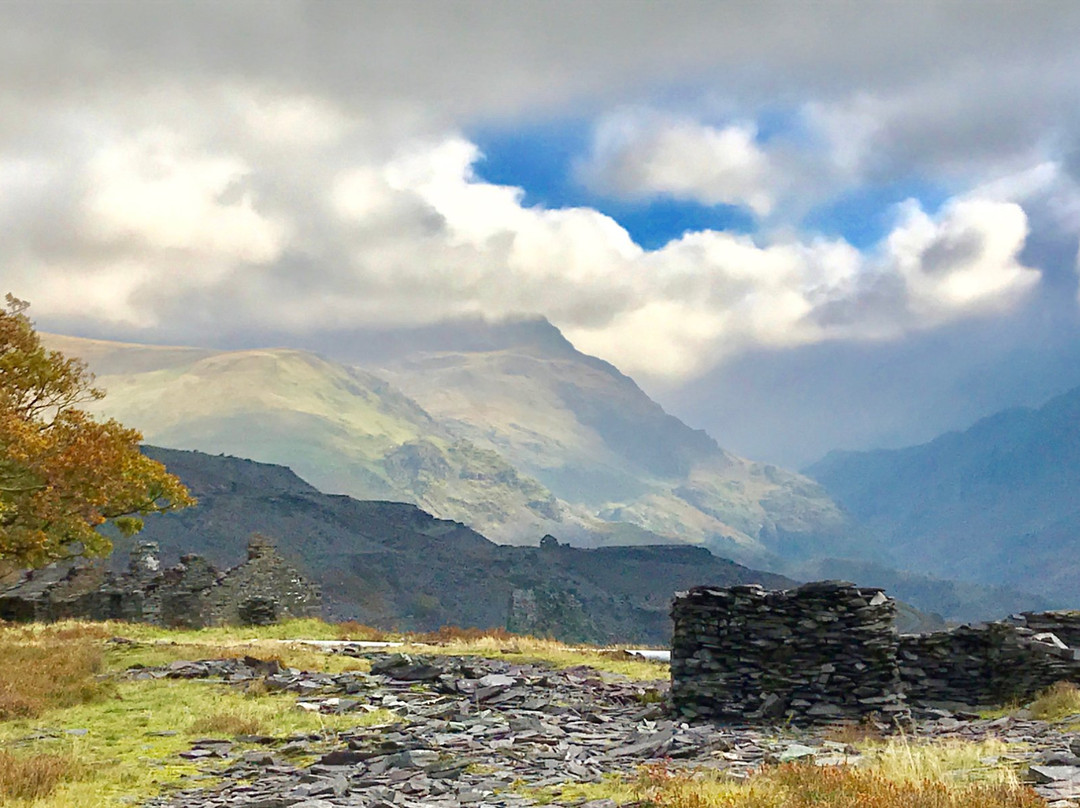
670, 582, 906, 724
671, 583, 1080, 724
899, 622, 1080, 707
1019, 611, 1080, 650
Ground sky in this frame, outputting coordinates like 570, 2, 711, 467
2, 2, 1080, 467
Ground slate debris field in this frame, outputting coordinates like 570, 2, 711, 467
115, 652, 1080, 808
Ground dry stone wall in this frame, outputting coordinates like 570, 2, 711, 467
900, 622, 1080, 707
1019, 611, 1080, 649
671, 583, 1080, 724
670, 582, 906, 724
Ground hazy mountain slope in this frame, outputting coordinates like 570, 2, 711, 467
43, 335, 587, 544
370, 319, 855, 564
123, 447, 795, 643
45, 326, 854, 563
805, 385, 1080, 605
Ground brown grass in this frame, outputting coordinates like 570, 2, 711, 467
1028, 680, 1080, 721
0, 635, 108, 720
333, 621, 390, 641
821, 720, 888, 745
0, 750, 84, 801
634, 761, 1042, 808
407, 625, 523, 644
188, 710, 265, 737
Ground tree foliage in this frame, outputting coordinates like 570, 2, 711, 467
0, 295, 194, 568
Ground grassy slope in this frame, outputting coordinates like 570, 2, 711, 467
43, 331, 853, 562
376, 343, 853, 564
43, 334, 600, 545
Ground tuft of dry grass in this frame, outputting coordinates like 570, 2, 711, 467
0, 635, 108, 719
1027, 680, 1080, 721
634, 760, 1043, 808
409, 625, 523, 644
334, 621, 391, 641
0, 750, 85, 802
187, 710, 265, 737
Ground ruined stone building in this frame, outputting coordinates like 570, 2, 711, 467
0, 534, 321, 627
671, 581, 1080, 724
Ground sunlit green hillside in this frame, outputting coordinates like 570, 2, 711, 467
43, 328, 853, 560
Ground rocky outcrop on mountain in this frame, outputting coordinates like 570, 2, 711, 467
123, 447, 792, 644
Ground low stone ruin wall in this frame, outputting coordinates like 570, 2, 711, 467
1019, 611, 1080, 650
671, 583, 1080, 724
900, 622, 1080, 707
0, 535, 322, 628
670, 582, 906, 723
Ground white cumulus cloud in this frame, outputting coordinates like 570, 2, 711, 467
580, 112, 775, 214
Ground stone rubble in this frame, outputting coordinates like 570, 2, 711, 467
128, 652, 1080, 808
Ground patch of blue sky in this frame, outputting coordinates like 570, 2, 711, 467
752, 105, 810, 145
802, 181, 953, 250
469, 119, 758, 251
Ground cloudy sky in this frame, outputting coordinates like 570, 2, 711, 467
3, 2, 1080, 466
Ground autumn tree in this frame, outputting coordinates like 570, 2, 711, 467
0, 295, 194, 568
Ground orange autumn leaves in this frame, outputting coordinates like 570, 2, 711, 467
0, 295, 193, 568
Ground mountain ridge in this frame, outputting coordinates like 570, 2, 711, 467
42, 322, 852, 564
805, 383, 1080, 606
122, 446, 797, 643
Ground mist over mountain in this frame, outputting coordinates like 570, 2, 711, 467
806, 384, 1080, 606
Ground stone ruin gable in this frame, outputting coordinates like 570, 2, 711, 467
203, 534, 321, 626
899, 620, 1080, 708
0, 558, 109, 622
670, 581, 906, 724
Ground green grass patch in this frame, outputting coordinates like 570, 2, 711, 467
0, 678, 396, 807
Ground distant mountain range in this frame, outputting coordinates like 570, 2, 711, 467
805, 384, 1080, 607
43, 320, 853, 567
122, 446, 796, 644
41, 320, 1074, 623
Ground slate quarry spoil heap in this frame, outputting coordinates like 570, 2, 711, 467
670, 581, 906, 724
